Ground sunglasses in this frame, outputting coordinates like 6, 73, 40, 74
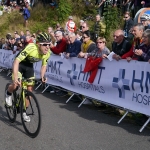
40, 43, 51, 46
83, 36, 89, 39
97, 42, 104, 44
124, 17, 128, 18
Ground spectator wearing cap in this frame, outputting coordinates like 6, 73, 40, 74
140, 13, 150, 30
65, 16, 77, 33
50, 30, 67, 55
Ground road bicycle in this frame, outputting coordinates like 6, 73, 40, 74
4, 78, 41, 138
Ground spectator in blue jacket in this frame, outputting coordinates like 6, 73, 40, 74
22, 5, 30, 27
65, 32, 81, 58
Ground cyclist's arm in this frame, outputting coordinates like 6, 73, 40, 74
41, 51, 50, 82
40, 65, 47, 82
12, 59, 20, 83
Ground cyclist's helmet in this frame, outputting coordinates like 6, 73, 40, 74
140, 13, 150, 21
37, 32, 51, 43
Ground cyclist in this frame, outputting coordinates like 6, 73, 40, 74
5, 32, 51, 122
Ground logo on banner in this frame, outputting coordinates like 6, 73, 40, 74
112, 69, 130, 98
67, 63, 78, 85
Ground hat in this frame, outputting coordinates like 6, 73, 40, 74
80, 20, 84, 23
68, 16, 73, 20
140, 13, 150, 21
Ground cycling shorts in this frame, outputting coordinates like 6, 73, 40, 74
12, 63, 35, 86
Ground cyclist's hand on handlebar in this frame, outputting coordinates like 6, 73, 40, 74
41, 77, 47, 83
13, 78, 21, 86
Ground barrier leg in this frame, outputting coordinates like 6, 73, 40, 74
42, 84, 50, 93
66, 93, 75, 103
78, 97, 87, 108
139, 117, 150, 133
35, 82, 42, 90
117, 110, 129, 124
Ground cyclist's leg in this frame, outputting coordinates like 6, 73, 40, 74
22, 66, 34, 122
7, 64, 23, 94
5, 71, 22, 106
24, 66, 35, 108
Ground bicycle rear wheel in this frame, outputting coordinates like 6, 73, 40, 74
20, 90, 41, 138
4, 83, 17, 123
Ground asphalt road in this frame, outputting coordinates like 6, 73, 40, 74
0, 70, 150, 150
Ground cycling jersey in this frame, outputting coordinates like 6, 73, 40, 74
15, 43, 51, 67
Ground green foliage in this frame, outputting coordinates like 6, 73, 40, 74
56, 0, 72, 23
103, 6, 121, 38
0, 5, 3, 11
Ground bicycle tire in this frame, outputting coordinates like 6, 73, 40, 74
20, 90, 41, 138
4, 83, 17, 123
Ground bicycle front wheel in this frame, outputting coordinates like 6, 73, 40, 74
4, 83, 17, 123
20, 90, 41, 138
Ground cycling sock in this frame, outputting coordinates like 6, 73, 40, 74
6, 91, 12, 95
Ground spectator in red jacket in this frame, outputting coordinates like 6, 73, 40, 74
121, 23, 144, 61
50, 31, 67, 55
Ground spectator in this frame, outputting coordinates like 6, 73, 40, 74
122, 23, 145, 60
20, 38, 26, 47
16, 40, 24, 51
65, 16, 76, 32
25, 34, 33, 45
130, 0, 142, 17
79, 20, 84, 31
134, 29, 150, 62
123, 12, 134, 41
10, 37, 17, 54
48, 27, 53, 34
88, 37, 110, 58
81, 21, 89, 33
20, 30, 26, 40
76, 30, 82, 41
31, 34, 36, 43
93, 14, 106, 42
140, 13, 150, 30
50, 30, 67, 55
112, 29, 132, 60
65, 32, 81, 58
26, 29, 31, 36
97, 0, 105, 16
141, 0, 150, 7
78, 30, 96, 58
22, 5, 30, 27
14, 31, 20, 42
122, 0, 130, 13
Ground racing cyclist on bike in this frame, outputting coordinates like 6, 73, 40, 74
5, 32, 51, 122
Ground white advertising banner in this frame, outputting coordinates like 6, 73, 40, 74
1, 50, 150, 116
44, 55, 150, 116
